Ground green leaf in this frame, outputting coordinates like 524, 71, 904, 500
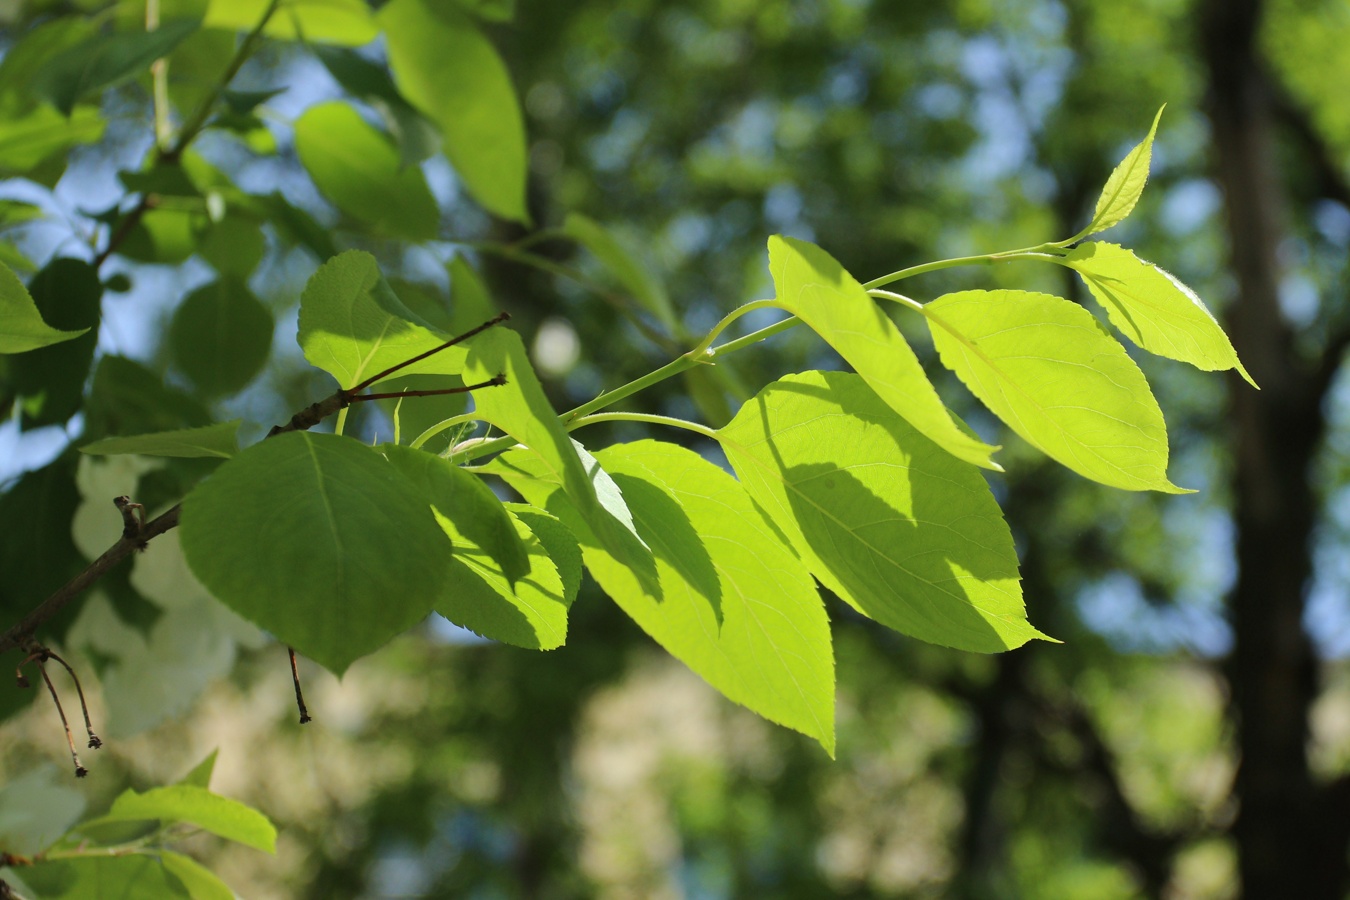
380, 0, 529, 223
0, 766, 86, 856
198, 216, 266, 279
161, 852, 234, 900
0, 259, 87, 353
448, 256, 497, 334
0, 106, 104, 176
81, 421, 241, 459
293, 101, 439, 241
170, 278, 273, 397
1061, 241, 1256, 387
102, 784, 276, 853
602, 440, 836, 752
297, 250, 463, 389
204, 0, 379, 45
86, 356, 212, 439
23, 856, 189, 899
925, 289, 1187, 493
718, 371, 1043, 653
179, 750, 219, 788
382, 444, 529, 583
563, 212, 677, 331
1082, 105, 1163, 237
180, 432, 454, 673
314, 45, 441, 169
767, 236, 1001, 470
509, 503, 582, 608
8, 258, 102, 427
454, 0, 515, 21
465, 333, 660, 591
31, 20, 200, 116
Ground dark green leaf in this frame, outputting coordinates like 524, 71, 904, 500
9, 258, 101, 427
0, 259, 87, 354
32, 20, 199, 116
180, 432, 454, 674
81, 421, 241, 459
169, 278, 273, 397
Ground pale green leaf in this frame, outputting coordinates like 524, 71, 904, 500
170, 278, 274, 396
598, 441, 835, 752
0, 258, 87, 353
564, 212, 676, 331
925, 289, 1187, 493
1083, 105, 1163, 237
204, 0, 378, 45
767, 236, 1001, 470
161, 852, 234, 900
297, 250, 464, 389
179, 750, 219, 789
180, 432, 454, 673
1062, 241, 1256, 386
464, 329, 659, 591
103, 784, 276, 853
293, 101, 439, 241
380, 0, 529, 223
0, 106, 104, 176
718, 371, 1044, 653
80, 421, 241, 459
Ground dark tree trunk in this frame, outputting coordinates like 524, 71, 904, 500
1198, 0, 1350, 896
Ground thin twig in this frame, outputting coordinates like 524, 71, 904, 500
42, 649, 101, 749
349, 312, 511, 393
352, 375, 506, 404
35, 664, 86, 777
288, 647, 311, 724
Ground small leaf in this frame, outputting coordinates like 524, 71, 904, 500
204, 0, 379, 46
925, 289, 1187, 493
380, 0, 529, 223
1082, 105, 1164, 237
8, 258, 102, 428
31, 19, 199, 115
102, 784, 276, 853
80, 421, 241, 459
297, 250, 463, 389
598, 441, 836, 752
293, 101, 439, 241
161, 852, 234, 900
767, 236, 1001, 470
1061, 241, 1256, 386
179, 750, 219, 789
718, 371, 1045, 653
563, 213, 677, 331
0, 259, 86, 353
170, 278, 273, 397
180, 432, 454, 674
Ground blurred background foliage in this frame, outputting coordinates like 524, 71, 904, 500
2, 0, 1350, 897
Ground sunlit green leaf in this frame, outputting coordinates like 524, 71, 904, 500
297, 250, 463, 389
179, 750, 219, 789
767, 236, 1001, 470
161, 851, 234, 900
294, 101, 438, 241
0, 259, 87, 353
0, 106, 104, 175
380, 0, 529, 223
204, 0, 378, 45
925, 289, 1187, 492
719, 371, 1044, 653
1082, 105, 1163, 237
600, 440, 835, 752
510, 503, 582, 608
170, 278, 273, 396
101, 784, 276, 853
1061, 241, 1255, 386
180, 432, 454, 673
564, 212, 677, 331
81, 421, 241, 459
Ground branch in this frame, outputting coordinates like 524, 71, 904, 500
0, 316, 511, 657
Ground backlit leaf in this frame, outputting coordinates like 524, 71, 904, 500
1082, 106, 1163, 237
161, 852, 234, 900
101, 784, 276, 853
180, 432, 454, 673
0, 259, 86, 353
293, 101, 438, 241
1061, 241, 1255, 386
718, 371, 1043, 653
767, 236, 1001, 470
564, 212, 676, 331
380, 0, 529, 223
204, 0, 378, 46
925, 289, 1186, 492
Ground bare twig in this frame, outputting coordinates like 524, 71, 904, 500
34, 663, 86, 777
288, 647, 311, 724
